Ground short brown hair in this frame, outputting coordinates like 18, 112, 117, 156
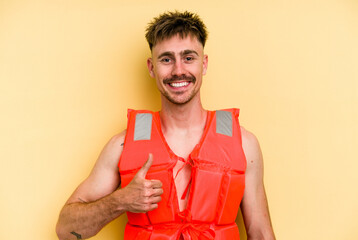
145, 11, 208, 51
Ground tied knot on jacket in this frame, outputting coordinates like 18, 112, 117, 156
177, 210, 215, 240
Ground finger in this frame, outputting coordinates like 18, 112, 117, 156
147, 203, 159, 212
136, 153, 153, 178
150, 179, 163, 189
143, 186, 163, 197
149, 195, 162, 204
150, 188, 164, 197
136, 203, 158, 213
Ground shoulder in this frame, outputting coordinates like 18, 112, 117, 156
240, 126, 263, 167
240, 126, 258, 143
106, 130, 127, 150
94, 130, 127, 169
65, 130, 128, 204
240, 126, 260, 152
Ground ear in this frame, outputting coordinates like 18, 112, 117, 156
202, 54, 208, 75
147, 58, 155, 78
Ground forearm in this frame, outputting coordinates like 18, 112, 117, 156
244, 206, 276, 240
247, 229, 276, 240
56, 191, 125, 240
56, 153, 163, 239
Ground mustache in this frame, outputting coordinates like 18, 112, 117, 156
163, 75, 196, 84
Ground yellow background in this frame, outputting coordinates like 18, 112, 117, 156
1, 0, 357, 239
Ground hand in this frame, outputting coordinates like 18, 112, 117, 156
120, 154, 163, 213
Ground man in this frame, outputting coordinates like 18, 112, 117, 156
56, 11, 275, 240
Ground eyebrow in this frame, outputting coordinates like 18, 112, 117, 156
182, 50, 199, 56
157, 50, 199, 59
157, 51, 174, 59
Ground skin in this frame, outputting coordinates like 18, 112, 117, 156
56, 34, 275, 240
241, 128, 276, 239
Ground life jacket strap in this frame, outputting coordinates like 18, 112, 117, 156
134, 113, 152, 141
216, 110, 233, 137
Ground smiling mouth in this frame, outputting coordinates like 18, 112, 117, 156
163, 75, 196, 87
168, 81, 190, 88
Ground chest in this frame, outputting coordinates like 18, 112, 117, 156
164, 129, 202, 161
119, 109, 247, 216
163, 130, 203, 211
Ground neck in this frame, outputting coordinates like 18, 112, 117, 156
159, 94, 207, 131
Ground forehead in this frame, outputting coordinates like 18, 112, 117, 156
152, 34, 203, 56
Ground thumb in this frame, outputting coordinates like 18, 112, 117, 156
136, 153, 153, 179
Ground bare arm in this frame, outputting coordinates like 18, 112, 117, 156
56, 131, 163, 240
240, 127, 276, 240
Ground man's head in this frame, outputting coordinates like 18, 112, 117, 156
146, 11, 209, 106
145, 11, 208, 51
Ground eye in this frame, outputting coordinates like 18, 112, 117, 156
185, 56, 195, 62
160, 58, 171, 63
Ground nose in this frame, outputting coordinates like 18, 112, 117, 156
171, 60, 185, 76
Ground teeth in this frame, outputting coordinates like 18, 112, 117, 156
169, 82, 189, 87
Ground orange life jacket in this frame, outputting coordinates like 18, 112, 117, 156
119, 109, 246, 239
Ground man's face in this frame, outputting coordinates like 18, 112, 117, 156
147, 34, 208, 105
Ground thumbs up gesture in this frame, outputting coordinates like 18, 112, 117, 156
120, 154, 163, 213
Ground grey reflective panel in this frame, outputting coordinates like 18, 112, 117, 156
134, 113, 152, 141
216, 111, 232, 136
